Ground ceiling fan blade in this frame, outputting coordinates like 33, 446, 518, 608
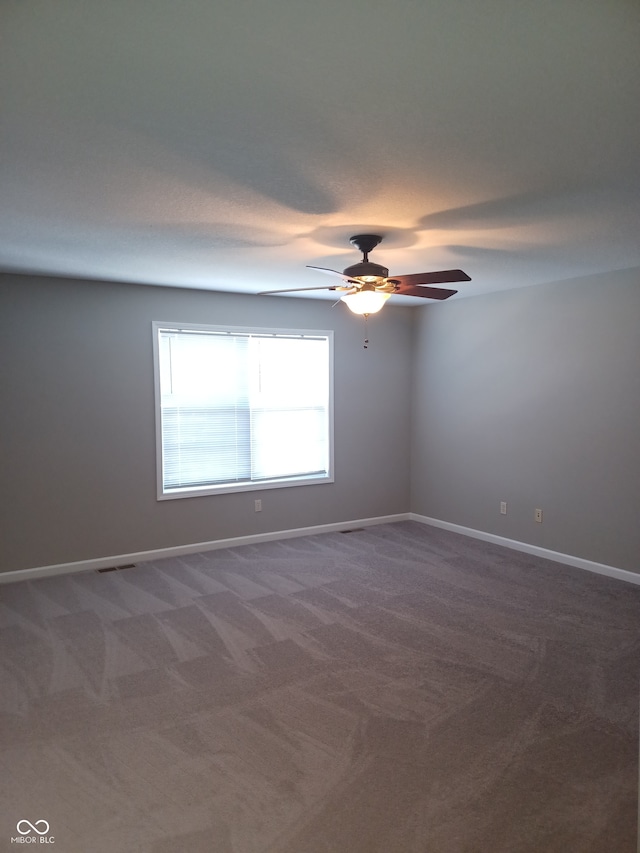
258, 284, 340, 295
306, 265, 355, 282
394, 285, 458, 300
389, 269, 471, 287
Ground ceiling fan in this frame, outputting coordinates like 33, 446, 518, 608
260, 234, 471, 314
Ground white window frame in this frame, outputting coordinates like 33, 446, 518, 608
152, 321, 334, 500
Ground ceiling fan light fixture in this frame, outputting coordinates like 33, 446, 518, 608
341, 289, 391, 315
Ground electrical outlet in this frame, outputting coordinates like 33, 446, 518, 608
500, 501, 507, 515
535, 508, 543, 523
254, 499, 262, 512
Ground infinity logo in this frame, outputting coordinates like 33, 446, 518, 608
16, 820, 50, 836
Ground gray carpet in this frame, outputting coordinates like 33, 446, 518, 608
1, 521, 638, 852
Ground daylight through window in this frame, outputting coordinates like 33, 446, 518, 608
153, 323, 333, 498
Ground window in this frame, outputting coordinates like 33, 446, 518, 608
153, 322, 333, 499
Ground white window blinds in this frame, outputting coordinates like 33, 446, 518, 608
155, 325, 332, 497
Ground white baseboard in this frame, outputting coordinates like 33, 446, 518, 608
5, 512, 638, 588
0, 513, 411, 584
410, 513, 640, 586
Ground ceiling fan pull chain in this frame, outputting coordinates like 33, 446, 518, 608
363, 314, 369, 349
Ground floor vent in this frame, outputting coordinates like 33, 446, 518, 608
96, 564, 135, 574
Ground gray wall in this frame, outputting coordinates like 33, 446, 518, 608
3, 267, 639, 576
0, 273, 413, 573
410, 267, 640, 573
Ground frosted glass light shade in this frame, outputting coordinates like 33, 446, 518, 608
341, 290, 391, 315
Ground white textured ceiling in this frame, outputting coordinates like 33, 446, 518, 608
2, 0, 639, 303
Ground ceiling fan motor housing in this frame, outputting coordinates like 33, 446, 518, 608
343, 261, 389, 280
